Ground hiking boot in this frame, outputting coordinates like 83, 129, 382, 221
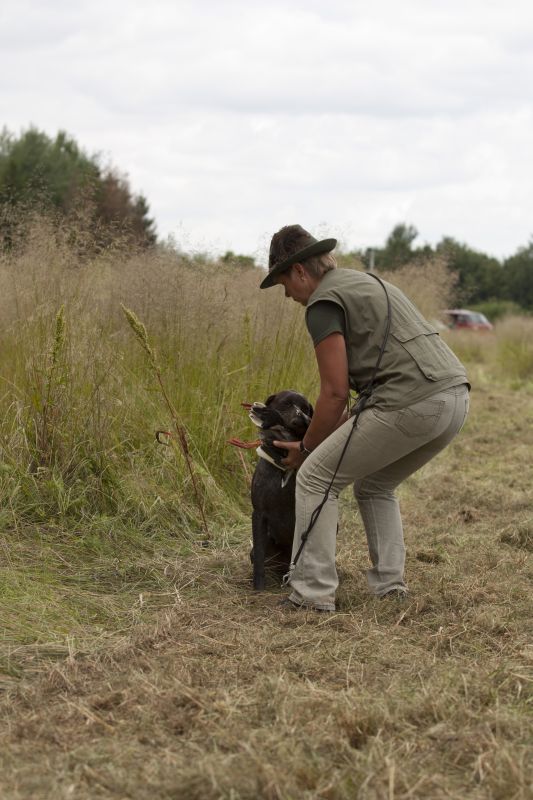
379, 588, 408, 601
278, 597, 335, 613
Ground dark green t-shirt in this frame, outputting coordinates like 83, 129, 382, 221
306, 301, 346, 346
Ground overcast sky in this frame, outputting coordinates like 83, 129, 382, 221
1, 0, 532, 262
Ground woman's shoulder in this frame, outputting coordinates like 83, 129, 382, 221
306, 301, 346, 346
310, 268, 385, 305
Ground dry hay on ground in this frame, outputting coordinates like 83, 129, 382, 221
0, 385, 532, 800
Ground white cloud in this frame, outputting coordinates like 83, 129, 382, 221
1, 0, 532, 260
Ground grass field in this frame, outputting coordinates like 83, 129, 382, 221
0, 221, 531, 799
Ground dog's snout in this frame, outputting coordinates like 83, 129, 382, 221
293, 404, 311, 425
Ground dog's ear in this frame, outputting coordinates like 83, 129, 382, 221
265, 394, 277, 406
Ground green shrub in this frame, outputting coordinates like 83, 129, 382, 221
471, 299, 526, 323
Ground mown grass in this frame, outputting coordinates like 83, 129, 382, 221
1, 385, 531, 798
0, 217, 532, 798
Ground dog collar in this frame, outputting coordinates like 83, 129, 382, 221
256, 446, 287, 471
256, 446, 295, 488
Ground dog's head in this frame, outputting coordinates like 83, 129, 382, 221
245, 390, 313, 467
252, 389, 313, 440
265, 389, 313, 439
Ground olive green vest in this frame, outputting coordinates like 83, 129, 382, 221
306, 269, 468, 410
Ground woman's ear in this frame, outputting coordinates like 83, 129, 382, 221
293, 263, 306, 281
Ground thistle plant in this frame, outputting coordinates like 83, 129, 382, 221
121, 304, 210, 539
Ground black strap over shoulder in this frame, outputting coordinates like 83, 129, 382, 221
284, 272, 392, 581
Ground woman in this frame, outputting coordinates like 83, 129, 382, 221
260, 225, 469, 612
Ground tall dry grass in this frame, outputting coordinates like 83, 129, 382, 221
445, 315, 533, 387
495, 316, 533, 381
0, 216, 458, 536
0, 216, 314, 536
381, 257, 455, 322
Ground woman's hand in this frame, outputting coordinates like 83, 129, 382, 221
272, 440, 307, 469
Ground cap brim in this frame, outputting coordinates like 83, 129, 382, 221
259, 238, 337, 289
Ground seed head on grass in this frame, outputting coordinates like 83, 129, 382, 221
121, 304, 159, 371
51, 305, 65, 368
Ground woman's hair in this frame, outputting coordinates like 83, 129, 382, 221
302, 252, 337, 278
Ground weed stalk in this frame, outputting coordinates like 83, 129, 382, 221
121, 304, 210, 540
38, 304, 66, 467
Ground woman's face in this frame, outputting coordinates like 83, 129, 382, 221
275, 264, 318, 306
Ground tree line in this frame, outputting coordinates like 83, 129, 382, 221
1, 127, 532, 313
351, 223, 533, 314
0, 127, 156, 249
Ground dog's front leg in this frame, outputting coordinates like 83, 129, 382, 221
252, 509, 268, 590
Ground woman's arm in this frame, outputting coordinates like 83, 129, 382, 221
274, 332, 349, 468
303, 332, 349, 449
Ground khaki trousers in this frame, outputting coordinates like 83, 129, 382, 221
288, 384, 470, 610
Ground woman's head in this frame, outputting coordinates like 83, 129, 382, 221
274, 256, 336, 306
260, 224, 337, 289
300, 251, 337, 279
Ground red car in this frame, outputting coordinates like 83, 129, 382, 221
445, 309, 493, 331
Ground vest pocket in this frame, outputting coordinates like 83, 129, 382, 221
391, 323, 457, 381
